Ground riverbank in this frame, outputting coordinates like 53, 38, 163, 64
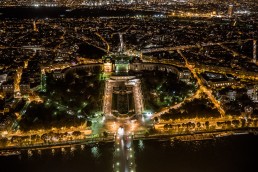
136, 127, 258, 140
1, 134, 257, 172
1, 127, 258, 153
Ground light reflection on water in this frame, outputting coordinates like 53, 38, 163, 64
135, 135, 258, 172
1, 135, 257, 172
70, 146, 76, 156
61, 147, 66, 155
138, 140, 144, 151
80, 145, 85, 150
113, 134, 136, 172
21, 144, 104, 161
27, 149, 33, 158
37, 149, 41, 156
51, 148, 55, 155
91, 146, 100, 158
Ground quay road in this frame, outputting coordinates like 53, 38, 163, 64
1, 127, 92, 149
133, 127, 258, 143
154, 116, 258, 135
1, 113, 258, 158
0, 135, 114, 152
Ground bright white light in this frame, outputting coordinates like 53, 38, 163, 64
91, 146, 99, 158
142, 116, 145, 122
139, 140, 144, 151
146, 112, 152, 117
102, 116, 105, 123
2, 131, 8, 135
61, 148, 65, 152
81, 145, 85, 150
118, 127, 124, 136
235, 10, 250, 14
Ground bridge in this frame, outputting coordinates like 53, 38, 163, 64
113, 127, 136, 172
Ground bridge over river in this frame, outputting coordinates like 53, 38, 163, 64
113, 127, 136, 172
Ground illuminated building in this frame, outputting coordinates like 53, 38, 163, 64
2, 80, 14, 95
19, 83, 30, 95
200, 72, 237, 88
102, 54, 144, 118
52, 70, 65, 80
103, 56, 113, 73
247, 85, 258, 102
0, 74, 7, 86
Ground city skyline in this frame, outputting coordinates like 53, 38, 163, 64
0, 0, 257, 6
0, 1, 257, 172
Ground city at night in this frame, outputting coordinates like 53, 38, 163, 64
0, 0, 257, 172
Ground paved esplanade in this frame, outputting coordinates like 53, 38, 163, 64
113, 127, 136, 172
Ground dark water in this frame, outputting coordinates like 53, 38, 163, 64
0, 142, 114, 172
1, 135, 258, 172
135, 135, 258, 172
0, 7, 162, 19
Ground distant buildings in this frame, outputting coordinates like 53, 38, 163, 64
102, 55, 192, 83
0, 0, 255, 7
227, 90, 236, 101
0, 1, 256, 124
52, 70, 65, 80
247, 85, 258, 102
0, 74, 7, 86
200, 72, 237, 88
2, 80, 14, 95
1, 71, 15, 95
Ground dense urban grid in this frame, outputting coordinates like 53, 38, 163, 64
0, 0, 257, 171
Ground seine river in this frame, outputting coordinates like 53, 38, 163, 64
1, 134, 258, 172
